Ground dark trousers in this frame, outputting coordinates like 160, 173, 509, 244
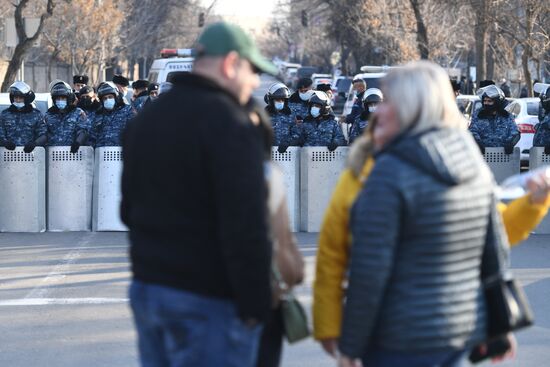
256, 305, 284, 367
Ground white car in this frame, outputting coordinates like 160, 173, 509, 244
506, 98, 541, 162
311, 73, 333, 89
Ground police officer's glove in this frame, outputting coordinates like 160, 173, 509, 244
4, 141, 16, 150
70, 141, 80, 154
545, 146, 550, 155
23, 141, 36, 153
477, 142, 485, 154
327, 142, 338, 152
277, 145, 289, 154
504, 144, 514, 155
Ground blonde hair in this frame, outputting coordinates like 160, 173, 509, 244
382, 60, 467, 133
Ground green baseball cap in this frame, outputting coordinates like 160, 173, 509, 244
195, 22, 278, 76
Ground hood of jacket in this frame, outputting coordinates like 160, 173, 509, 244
379, 128, 486, 186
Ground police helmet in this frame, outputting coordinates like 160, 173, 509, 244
97, 81, 120, 100
264, 82, 290, 105
9, 81, 35, 105
50, 81, 76, 104
362, 88, 383, 107
476, 84, 505, 104
308, 90, 331, 115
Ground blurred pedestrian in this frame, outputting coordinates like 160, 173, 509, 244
121, 22, 277, 367
131, 80, 150, 112
264, 82, 294, 153
45, 81, 88, 153
288, 77, 314, 122
344, 78, 366, 124
314, 113, 550, 363
73, 74, 89, 93
348, 88, 382, 144
0, 81, 46, 153
469, 84, 520, 154
337, 61, 516, 367
290, 91, 346, 150
90, 81, 135, 147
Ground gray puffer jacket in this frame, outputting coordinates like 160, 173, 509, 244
340, 127, 497, 358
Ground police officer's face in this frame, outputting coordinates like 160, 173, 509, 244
56, 96, 68, 102
13, 96, 24, 103
299, 86, 312, 94
74, 83, 85, 91
354, 82, 366, 93
149, 91, 159, 98
102, 95, 115, 102
483, 97, 495, 108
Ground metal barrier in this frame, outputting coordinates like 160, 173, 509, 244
271, 147, 300, 232
300, 147, 349, 232
484, 147, 520, 184
528, 147, 550, 234
0, 147, 46, 232
47, 147, 94, 231
92, 147, 127, 231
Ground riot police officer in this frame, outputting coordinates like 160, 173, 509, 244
45, 81, 89, 153
142, 83, 160, 110
0, 81, 46, 153
288, 77, 314, 122
533, 84, 550, 153
90, 81, 136, 147
344, 78, 366, 124
264, 82, 294, 153
131, 79, 150, 112
348, 88, 383, 144
77, 85, 101, 122
291, 91, 346, 150
469, 84, 520, 154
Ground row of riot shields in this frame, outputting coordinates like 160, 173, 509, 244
0, 146, 126, 232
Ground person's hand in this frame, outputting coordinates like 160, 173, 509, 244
327, 142, 338, 152
4, 141, 16, 150
70, 141, 80, 154
491, 333, 517, 363
277, 145, 289, 154
23, 141, 36, 153
295, 116, 303, 124
527, 169, 550, 205
504, 144, 514, 155
544, 145, 550, 155
337, 354, 361, 367
319, 338, 338, 358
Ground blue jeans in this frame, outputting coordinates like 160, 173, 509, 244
129, 280, 263, 367
362, 348, 469, 367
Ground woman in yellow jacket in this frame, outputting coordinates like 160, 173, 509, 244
313, 120, 550, 356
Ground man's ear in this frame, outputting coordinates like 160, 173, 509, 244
221, 51, 240, 79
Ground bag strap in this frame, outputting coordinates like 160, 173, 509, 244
480, 193, 511, 283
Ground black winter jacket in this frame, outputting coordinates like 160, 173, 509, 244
121, 73, 272, 322
340, 127, 498, 357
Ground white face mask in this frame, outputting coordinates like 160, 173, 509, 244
299, 92, 310, 101
310, 106, 321, 118
13, 102, 25, 109
274, 101, 285, 111
368, 106, 377, 113
103, 99, 116, 110
56, 100, 67, 110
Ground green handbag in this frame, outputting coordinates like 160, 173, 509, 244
273, 265, 310, 343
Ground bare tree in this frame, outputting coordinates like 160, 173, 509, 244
1, 0, 59, 92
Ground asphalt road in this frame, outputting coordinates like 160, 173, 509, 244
1, 231, 550, 367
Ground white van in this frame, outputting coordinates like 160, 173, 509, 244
147, 49, 194, 84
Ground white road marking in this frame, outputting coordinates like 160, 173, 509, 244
23, 233, 94, 299
0, 298, 129, 306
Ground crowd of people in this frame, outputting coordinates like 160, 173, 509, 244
118, 22, 550, 367
0, 74, 163, 152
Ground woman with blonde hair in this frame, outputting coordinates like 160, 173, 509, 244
311, 61, 547, 367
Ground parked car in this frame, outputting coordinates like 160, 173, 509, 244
311, 73, 333, 89
456, 95, 479, 121
332, 76, 352, 115
506, 98, 541, 163
284, 67, 298, 87
277, 62, 301, 82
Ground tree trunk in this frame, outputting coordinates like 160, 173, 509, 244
486, 25, 496, 81
410, 0, 429, 59
522, 47, 532, 97
1, 42, 33, 92
474, 0, 488, 87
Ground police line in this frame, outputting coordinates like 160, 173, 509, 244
0, 146, 544, 233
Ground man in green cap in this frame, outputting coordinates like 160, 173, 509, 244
122, 22, 277, 366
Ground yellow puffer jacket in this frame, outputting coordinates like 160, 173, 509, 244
313, 136, 550, 341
